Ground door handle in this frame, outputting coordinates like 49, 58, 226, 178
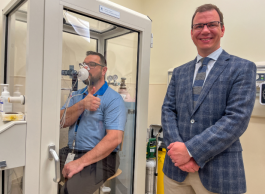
48, 144, 61, 183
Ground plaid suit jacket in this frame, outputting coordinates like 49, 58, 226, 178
162, 50, 256, 194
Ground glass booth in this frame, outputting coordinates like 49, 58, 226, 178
0, 0, 151, 193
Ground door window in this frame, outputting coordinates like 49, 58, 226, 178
59, 10, 139, 194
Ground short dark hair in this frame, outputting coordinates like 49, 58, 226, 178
191, 4, 224, 28
86, 51, 107, 67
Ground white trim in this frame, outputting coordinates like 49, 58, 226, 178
59, 1, 146, 32
39, 0, 63, 192
23, 0, 45, 193
2, 0, 21, 15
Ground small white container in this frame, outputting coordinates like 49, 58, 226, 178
0, 84, 13, 113
1, 112, 24, 121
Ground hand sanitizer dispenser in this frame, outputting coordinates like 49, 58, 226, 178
0, 84, 12, 112
13, 84, 22, 96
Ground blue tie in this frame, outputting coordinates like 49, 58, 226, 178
193, 57, 211, 108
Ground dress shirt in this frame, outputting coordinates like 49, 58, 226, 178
187, 47, 223, 158
193, 47, 223, 86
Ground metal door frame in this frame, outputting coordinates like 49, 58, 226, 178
1, 0, 151, 193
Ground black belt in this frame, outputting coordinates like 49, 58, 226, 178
66, 146, 117, 155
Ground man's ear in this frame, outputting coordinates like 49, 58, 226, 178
102, 66, 107, 76
221, 25, 225, 37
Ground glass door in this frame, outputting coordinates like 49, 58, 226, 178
60, 10, 98, 149
105, 32, 138, 194
59, 10, 139, 194
37, 0, 151, 193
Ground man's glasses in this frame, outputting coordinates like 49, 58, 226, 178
82, 62, 105, 69
192, 21, 222, 31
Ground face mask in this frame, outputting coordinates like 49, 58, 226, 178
78, 67, 89, 81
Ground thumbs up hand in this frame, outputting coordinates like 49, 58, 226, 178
83, 87, 101, 111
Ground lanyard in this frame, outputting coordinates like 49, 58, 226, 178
71, 82, 108, 152
71, 91, 97, 153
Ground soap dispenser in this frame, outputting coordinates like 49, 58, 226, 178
13, 84, 23, 96
0, 84, 12, 112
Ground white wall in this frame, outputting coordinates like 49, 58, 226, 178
240, 117, 265, 194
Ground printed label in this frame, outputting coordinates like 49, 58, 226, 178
65, 153, 75, 165
99, 5, 120, 19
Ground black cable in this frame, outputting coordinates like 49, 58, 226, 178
2, 171, 5, 194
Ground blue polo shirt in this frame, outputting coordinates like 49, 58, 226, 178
61, 81, 127, 151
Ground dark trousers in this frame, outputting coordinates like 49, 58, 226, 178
59, 146, 119, 194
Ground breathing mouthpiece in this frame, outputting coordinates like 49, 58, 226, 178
78, 68, 89, 81
77, 65, 90, 81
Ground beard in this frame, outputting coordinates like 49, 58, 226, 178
83, 71, 102, 86
82, 79, 90, 86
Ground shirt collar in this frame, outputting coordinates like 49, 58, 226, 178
82, 81, 109, 96
95, 81, 108, 96
196, 47, 223, 63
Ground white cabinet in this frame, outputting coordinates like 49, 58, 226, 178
0, 121, 26, 170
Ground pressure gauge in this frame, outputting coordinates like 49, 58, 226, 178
113, 75, 118, 81
107, 75, 113, 82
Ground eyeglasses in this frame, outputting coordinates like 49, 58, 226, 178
192, 21, 222, 31
82, 62, 105, 69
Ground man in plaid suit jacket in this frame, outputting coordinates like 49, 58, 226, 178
162, 4, 256, 194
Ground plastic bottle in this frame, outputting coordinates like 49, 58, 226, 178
13, 84, 22, 96
0, 97, 3, 112
12, 84, 25, 113
0, 84, 12, 112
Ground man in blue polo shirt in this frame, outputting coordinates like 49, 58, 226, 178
59, 51, 127, 194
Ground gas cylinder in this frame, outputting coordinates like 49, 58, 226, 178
145, 159, 156, 194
